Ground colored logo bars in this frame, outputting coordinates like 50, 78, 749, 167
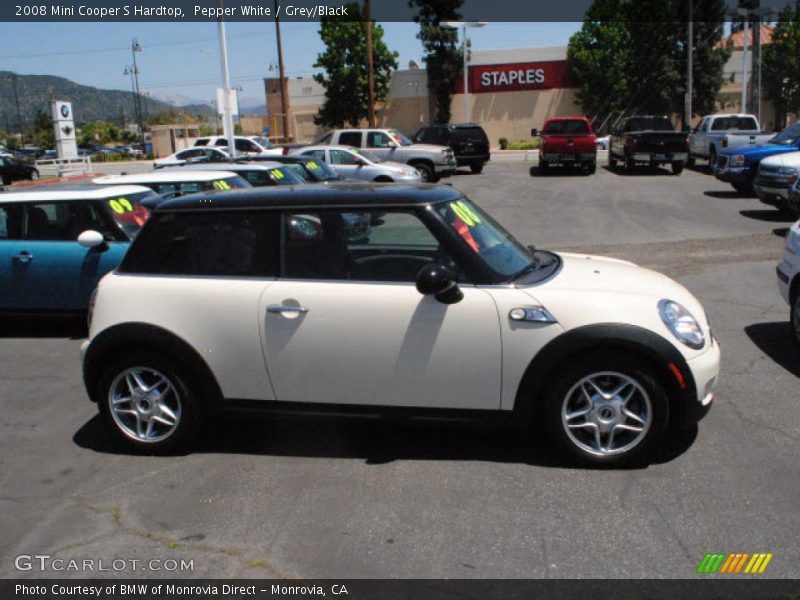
696, 552, 773, 574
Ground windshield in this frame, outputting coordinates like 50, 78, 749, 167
625, 117, 674, 132
266, 166, 304, 185
285, 163, 312, 182
352, 147, 382, 163
388, 130, 413, 146
304, 158, 339, 180
102, 191, 153, 238
251, 136, 274, 149
436, 197, 532, 280
770, 123, 800, 146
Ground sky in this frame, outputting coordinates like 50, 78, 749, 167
0, 22, 580, 108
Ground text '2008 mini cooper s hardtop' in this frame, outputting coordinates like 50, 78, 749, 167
81, 183, 720, 466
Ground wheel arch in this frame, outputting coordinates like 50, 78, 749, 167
83, 322, 223, 407
513, 323, 697, 426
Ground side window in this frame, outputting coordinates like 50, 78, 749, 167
329, 149, 357, 165
235, 139, 258, 152
22, 201, 117, 241
338, 131, 362, 147
195, 138, 209, 147
0, 204, 23, 240
121, 211, 279, 277
177, 149, 201, 160
302, 149, 326, 162
214, 139, 228, 147
699, 119, 708, 132
282, 209, 446, 282
367, 131, 392, 148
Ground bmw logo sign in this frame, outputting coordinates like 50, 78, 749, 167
60, 104, 70, 118
61, 125, 72, 135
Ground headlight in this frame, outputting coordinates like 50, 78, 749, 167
729, 154, 745, 168
658, 299, 705, 350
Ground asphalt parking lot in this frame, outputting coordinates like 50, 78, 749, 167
2, 158, 799, 580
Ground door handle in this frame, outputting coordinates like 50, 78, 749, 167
13, 252, 33, 263
267, 304, 309, 314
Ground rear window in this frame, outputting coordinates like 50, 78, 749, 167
120, 211, 279, 277
102, 191, 154, 238
711, 117, 758, 131
451, 127, 488, 143
194, 138, 209, 147
544, 120, 590, 134
624, 117, 674, 132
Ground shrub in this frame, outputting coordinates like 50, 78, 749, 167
499, 137, 508, 150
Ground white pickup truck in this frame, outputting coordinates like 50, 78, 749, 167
318, 128, 456, 182
688, 114, 774, 167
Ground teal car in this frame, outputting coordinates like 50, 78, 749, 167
0, 185, 157, 314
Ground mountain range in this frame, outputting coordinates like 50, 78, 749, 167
0, 71, 219, 128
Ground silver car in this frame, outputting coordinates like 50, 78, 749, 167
291, 145, 422, 183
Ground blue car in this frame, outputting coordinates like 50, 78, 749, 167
714, 122, 800, 192
0, 185, 157, 314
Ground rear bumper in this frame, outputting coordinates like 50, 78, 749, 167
541, 152, 596, 162
631, 152, 688, 163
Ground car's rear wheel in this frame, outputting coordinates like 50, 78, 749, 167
585, 161, 597, 175
671, 161, 684, 175
470, 163, 484, 174
708, 147, 717, 172
539, 159, 549, 175
608, 156, 617, 170
96, 351, 202, 454
544, 353, 669, 467
624, 153, 636, 173
686, 154, 695, 167
29, 169, 39, 181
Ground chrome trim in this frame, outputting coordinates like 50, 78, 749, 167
267, 304, 309, 313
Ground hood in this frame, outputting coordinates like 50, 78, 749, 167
759, 150, 800, 169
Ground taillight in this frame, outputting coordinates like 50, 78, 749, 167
87, 288, 98, 330
685, 138, 690, 150
722, 138, 728, 148
282, 146, 289, 155
626, 136, 637, 149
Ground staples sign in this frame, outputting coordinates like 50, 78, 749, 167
455, 60, 574, 94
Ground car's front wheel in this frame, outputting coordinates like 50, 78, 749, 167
29, 169, 39, 181
96, 351, 202, 454
791, 289, 800, 348
413, 163, 435, 183
544, 353, 669, 467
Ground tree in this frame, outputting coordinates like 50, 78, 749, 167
32, 108, 54, 148
568, 0, 729, 131
763, 3, 800, 130
409, 0, 463, 124
313, 2, 398, 128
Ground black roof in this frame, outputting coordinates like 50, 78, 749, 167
157, 182, 463, 211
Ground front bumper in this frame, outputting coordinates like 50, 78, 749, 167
434, 159, 457, 175
714, 165, 753, 184
755, 184, 790, 208
787, 188, 800, 214
541, 152, 596, 163
680, 338, 721, 427
631, 152, 688, 163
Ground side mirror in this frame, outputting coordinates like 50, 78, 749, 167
530, 128, 539, 137
416, 263, 463, 305
77, 230, 106, 249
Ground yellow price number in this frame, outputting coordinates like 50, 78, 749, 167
108, 197, 133, 214
212, 180, 232, 190
270, 169, 285, 180
449, 200, 482, 227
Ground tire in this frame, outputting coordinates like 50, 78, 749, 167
29, 169, 39, 181
671, 161, 684, 175
413, 163, 436, 183
470, 163, 484, 174
586, 161, 597, 175
96, 350, 203, 454
543, 352, 669, 467
732, 182, 752, 194
539, 159, 549, 175
624, 154, 636, 173
686, 154, 695, 167
791, 287, 800, 349
708, 147, 717, 172
609, 156, 618, 170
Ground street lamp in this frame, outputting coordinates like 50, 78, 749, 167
130, 38, 144, 144
442, 21, 487, 123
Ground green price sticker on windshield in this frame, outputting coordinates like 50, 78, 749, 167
213, 180, 231, 190
271, 169, 285, 180
450, 200, 481, 227
307, 161, 320, 170
108, 197, 133, 214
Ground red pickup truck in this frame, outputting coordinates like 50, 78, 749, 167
531, 117, 597, 175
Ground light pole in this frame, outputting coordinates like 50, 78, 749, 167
408, 80, 421, 124
123, 65, 137, 129
7, 74, 23, 143
443, 21, 487, 123
217, 0, 236, 156
131, 39, 144, 145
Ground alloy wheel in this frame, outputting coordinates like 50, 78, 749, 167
108, 367, 182, 443
561, 371, 652, 457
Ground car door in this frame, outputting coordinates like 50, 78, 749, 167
693, 118, 709, 156
366, 130, 397, 162
0, 202, 23, 308
260, 207, 502, 409
11, 200, 128, 310
328, 148, 364, 180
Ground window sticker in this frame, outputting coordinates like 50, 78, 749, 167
270, 169, 285, 180
449, 200, 482, 228
108, 197, 133, 214
212, 179, 232, 190
307, 160, 321, 170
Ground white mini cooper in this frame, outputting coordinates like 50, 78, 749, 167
81, 183, 720, 466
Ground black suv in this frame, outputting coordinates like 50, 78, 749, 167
0, 155, 39, 185
413, 124, 490, 174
